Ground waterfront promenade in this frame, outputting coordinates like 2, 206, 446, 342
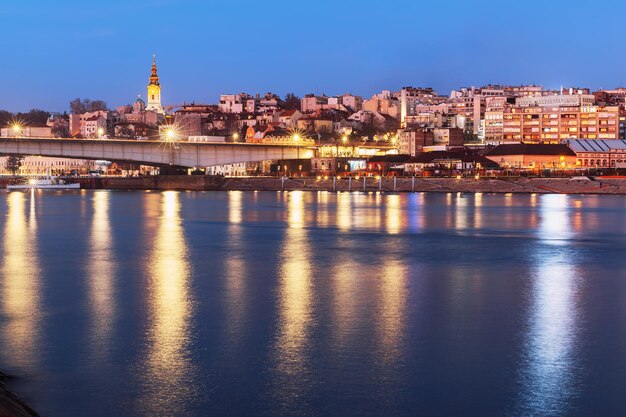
2, 175, 626, 194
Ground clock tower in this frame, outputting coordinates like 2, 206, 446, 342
146, 55, 164, 114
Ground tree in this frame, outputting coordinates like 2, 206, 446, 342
5, 156, 24, 175
16, 109, 50, 125
0, 110, 13, 125
283, 93, 301, 110
69, 98, 108, 114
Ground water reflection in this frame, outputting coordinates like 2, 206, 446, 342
337, 192, 352, 231
473, 193, 483, 229
273, 190, 314, 413
516, 195, 580, 416
140, 191, 195, 415
1, 191, 41, 370
224, 191, 247, 344
376, 250, 408, 364
537, 194, 572, 244
385, 194, 402, 234
88, 191, 116, 360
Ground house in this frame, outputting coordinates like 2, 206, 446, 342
276, 109, 302, 128
80, 115, 107, 138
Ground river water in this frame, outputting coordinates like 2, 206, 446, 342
1, 190, 626, 417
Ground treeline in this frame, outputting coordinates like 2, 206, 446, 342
0, 109, 52, 126
0, 97, 109, 127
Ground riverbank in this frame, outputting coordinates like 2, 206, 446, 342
3, 175, 626, 194
0, 372, 38, 417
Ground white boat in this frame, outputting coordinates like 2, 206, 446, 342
7, 176, 80, 191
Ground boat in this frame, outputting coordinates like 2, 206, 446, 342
7, 176, 80, 191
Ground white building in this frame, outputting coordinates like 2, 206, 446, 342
516, 94, 595, 107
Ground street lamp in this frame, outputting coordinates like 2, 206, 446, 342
11, 123, 23, 137
97, 127, 105, 139
342, 135, 348, 144
164, 128, 178, 141
233, 132, 239, 141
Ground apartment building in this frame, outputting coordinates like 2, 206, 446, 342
485, 105, 620, 143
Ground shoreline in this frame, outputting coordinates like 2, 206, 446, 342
0, 371, 39, 417
3, 175, 626, 194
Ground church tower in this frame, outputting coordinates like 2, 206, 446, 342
146, 55, 164, 114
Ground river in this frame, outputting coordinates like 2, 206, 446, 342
1, 190, 625, 417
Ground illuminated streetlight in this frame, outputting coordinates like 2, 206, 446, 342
97, 127, 104, 138
233, 132, 239, 141
292, 133, 300, 143
163, 127, 178, 141
11, 123, 23, 137
342, 135, 348, 144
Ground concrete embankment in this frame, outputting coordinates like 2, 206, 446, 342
3, 175, 626, 194
84, 176, 626, 194
0, 372, 38, 417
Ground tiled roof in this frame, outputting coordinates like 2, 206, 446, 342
409, 150, 499, 167
485, 143, 575, 156
566, 139, 626, 152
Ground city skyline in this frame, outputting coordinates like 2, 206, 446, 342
4, 0, 626, 112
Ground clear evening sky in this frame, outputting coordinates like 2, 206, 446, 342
2, 0, 625, 112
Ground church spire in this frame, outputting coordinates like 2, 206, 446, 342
149, 54, 160, 86
146, 54, 164, 114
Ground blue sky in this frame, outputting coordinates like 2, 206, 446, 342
1, 0, 625, 112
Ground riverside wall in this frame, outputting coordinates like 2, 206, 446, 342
3, 175, 626, 194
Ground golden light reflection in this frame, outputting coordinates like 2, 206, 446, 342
330, 252, 360, 348
385, 194, 402, 234
376, 257, 408, 364
316, 191, 330, 227
228, 191, 243, 224
454, 193, 468, 231
273, 190, 314, 405
224, 191, 247, 344
88, 191, 115, 359
1, 192, 41, 370
473, 193, 483, 230
337, 192, 352, 231
142, 191, 194, 415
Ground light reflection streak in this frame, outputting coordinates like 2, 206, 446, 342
516, 194, 580, 416
454, 193, 468, 231
385, 194, 401, 234
376, 252, 408, 364
1, 191, 41, 370
141, 191, 194, 416
473, 193, 483, 230
88, 191, 116, 360
330, 249, 360, 349
537, 195, 572, 244
337, 192, 352, 231
273, 190, 314, 412
225, 191, 247, 344
316, 191, 330, 227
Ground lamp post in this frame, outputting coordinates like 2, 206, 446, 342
10, 123, 23, 137
97, 127, 105, 139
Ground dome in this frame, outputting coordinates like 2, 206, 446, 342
133, 96, 146, 112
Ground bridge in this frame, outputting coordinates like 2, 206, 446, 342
0, 137, 315, 168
